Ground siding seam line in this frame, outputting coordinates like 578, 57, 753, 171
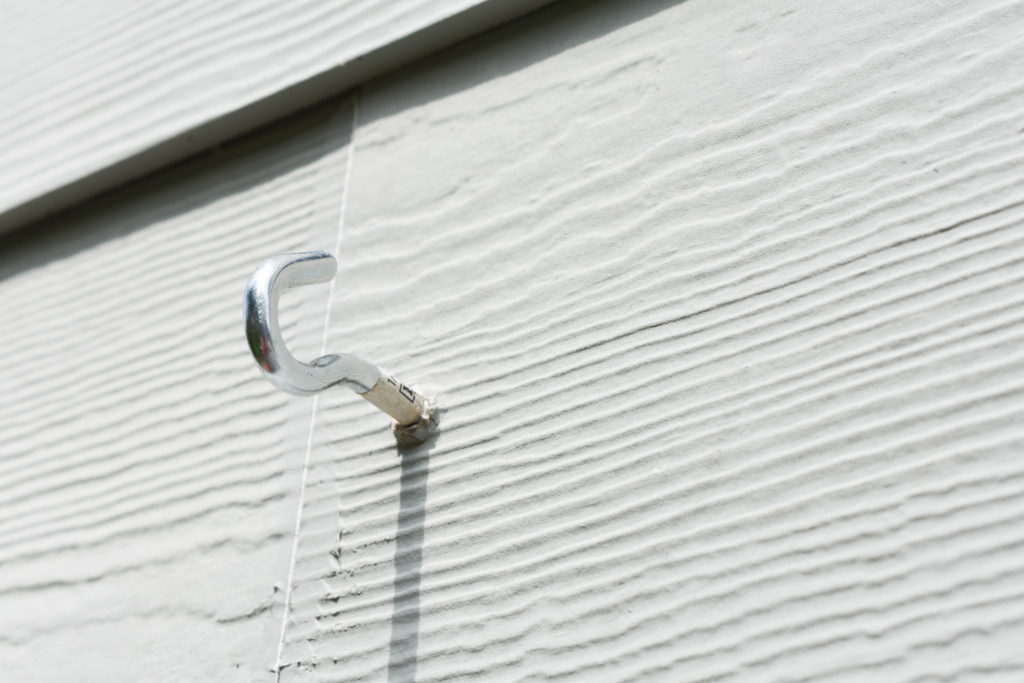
273, 93, 360, 682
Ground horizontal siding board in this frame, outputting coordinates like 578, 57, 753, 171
0, 0, 557, 234
277, 0, 1024, 679
0, 99, 353, 681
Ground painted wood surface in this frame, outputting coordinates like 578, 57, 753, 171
0, 100, 354, 682
0, 0, 555, 233
277, 0, 1024, 680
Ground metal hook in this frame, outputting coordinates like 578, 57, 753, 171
243, 251, 434, 438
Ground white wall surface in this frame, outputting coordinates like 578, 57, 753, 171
278, 0, 1024, 680
2, 0, 1024, 680
0, 100, 355, 681
0, 0, 555, 232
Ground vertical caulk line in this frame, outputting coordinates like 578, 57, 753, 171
274, 93, 360, 682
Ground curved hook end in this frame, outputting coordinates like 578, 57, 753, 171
243, 251, 378, 396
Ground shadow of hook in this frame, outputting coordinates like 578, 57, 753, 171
386, 440, 433, 682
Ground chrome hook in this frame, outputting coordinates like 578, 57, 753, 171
243, 251, 435, 440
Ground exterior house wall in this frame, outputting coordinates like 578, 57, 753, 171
0, 101, 354, 681
2, 0, 1024, 680
0, 0, 556, 232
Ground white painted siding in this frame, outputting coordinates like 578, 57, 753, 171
2, 0, 1024, 680
0, 0, 555, 232
0, 101, 354, 681
278, 0, 1024, 680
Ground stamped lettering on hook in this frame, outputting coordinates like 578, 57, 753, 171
243, 250, 438, 444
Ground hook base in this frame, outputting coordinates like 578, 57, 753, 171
359, 371, 439, 445
393, 398, 440, 447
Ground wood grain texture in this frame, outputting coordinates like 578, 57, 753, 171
277, 0, 1024, 680
0, 0, 556, 233
0, 99, 354, 682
